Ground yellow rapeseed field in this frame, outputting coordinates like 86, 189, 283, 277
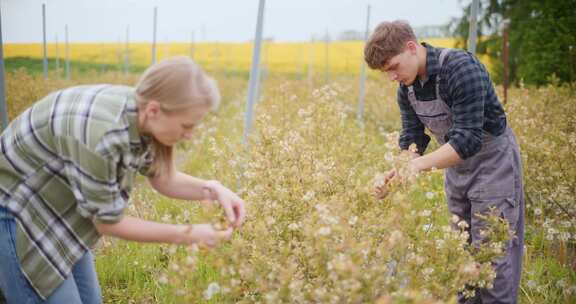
4, 38, 493, 75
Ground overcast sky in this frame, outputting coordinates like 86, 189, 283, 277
1, 0, 466, 43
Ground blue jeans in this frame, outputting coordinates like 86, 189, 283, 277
0, 206, 102, 304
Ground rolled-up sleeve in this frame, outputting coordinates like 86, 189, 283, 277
56, 136, 127, 224
445, 56, 487, 159
397, 87, 431, 155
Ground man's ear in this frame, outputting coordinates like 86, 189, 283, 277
406, 41, 418, 54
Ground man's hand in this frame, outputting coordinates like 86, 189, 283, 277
373, 169, 397, 199
373, 160, 421, 199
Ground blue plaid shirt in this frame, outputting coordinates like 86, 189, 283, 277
397, 43, 507, 159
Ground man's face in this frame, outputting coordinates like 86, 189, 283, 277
381, 44, 419, 86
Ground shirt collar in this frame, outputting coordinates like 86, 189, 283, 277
423, 42, 442, 78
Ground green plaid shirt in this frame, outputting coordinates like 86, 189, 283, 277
0, 84, 152, 299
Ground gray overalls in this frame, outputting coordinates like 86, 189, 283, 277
406, 49, 525, 304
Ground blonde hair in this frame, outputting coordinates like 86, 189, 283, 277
135, 56, 220, 177
364, 20, 417, 69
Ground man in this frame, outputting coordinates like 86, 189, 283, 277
365, 20, 524, 304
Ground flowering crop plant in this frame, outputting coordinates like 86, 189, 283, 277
5, 68, 575, 303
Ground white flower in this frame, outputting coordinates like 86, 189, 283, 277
458, 220, 470, 229
436, 239, 445, 249
419, 209, 432, 217
315, 204, 327, 212
534, 208, 542, 216
288, 222, 300, 231
158, 274, 168, 285
389, 230, 403, 245
422, 223, 433, 231
384, 152, 394, 162
265, 291, 278, 302
323, 215, 339, 225
425, 192, 435, 199
318, 227, 331, 236
203, 282, 221, 300
161, 214, 172, 222
303, 190, 316, 201
266, 217, 276, 226
451, 214, 460, 224
348, 216, 358, 226
460, 262, 479, 277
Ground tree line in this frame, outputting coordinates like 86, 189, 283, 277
451, 0, 576, 86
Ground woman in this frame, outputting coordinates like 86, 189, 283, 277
0, 56, 246, 303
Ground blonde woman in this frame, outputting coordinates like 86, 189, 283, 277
0, 56, 245, 303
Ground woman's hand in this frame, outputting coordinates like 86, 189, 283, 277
203, 180, 246, 228
181, 224, 233, 248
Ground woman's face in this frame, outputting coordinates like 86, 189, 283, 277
141, 101, 210, 146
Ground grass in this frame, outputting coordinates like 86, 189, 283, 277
4, 56, 147, 77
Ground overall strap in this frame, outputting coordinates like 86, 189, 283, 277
436, 48, 453, 95
439, 48, 453, 67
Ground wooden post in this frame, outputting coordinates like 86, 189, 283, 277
324, 30, 329, 83
569, 45, 574, 88
0, 4, 8, 129
65, 24, 70, 80
502, 19, 510, 104
468, 0, 479, 54
190, 31, 195, 59
308, 36, 314, 86
151, 6, 158, 64
357, 5, 371, 124
124, 25, 130, 75
42, 3, 48, 79
55, 35, 60, 78
242, 0, 266, 146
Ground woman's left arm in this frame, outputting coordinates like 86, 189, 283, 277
148, 172, 246, 227
148, 171, 210, 200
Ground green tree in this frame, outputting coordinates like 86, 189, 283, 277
450, 0, 576, 86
